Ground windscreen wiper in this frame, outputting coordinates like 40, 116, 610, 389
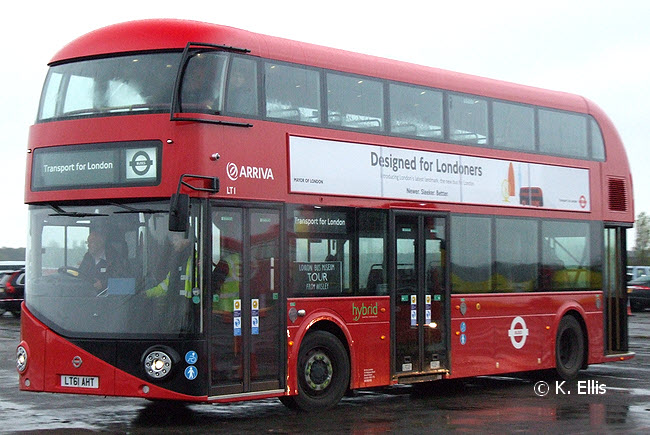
110, 203, 168, 214
48, 205, 108, 218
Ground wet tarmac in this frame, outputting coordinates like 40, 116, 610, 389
1, 310, 650, 433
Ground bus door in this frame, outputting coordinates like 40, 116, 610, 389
209, 205, 284, 397
391, 211, 449, 379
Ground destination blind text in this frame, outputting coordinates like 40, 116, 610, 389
43, 161, 114, 173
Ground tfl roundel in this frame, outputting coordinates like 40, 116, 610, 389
508, 316, 529, 349
126, 148, 157, 179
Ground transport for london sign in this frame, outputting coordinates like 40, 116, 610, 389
32, 140, 161, 191
289, 136, 590, 212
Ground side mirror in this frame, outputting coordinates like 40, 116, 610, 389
169, 193, 189, 232
169, 174, 218, 232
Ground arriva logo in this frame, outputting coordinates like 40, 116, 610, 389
352, 302, 378, 322
226, 162, 275, 181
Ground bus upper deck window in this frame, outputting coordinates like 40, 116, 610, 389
226, 57, 258, 116
181, 52, 228, 114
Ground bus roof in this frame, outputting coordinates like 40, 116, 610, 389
51, 19, 588, 113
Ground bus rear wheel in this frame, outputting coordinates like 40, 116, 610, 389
288, 330, 350, 411
555, 315, 585, 380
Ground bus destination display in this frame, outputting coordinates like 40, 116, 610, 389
32, 140, 161, 191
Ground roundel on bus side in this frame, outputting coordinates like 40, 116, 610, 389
508, 316, 529, 349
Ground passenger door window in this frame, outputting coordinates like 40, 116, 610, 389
210, 206, 282, 395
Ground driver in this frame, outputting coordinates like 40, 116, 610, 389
78, 230, 119, 292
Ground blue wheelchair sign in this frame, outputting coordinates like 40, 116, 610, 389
185, 351, 198, 365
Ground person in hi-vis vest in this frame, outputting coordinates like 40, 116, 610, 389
146, 232, 194, 298
212, 251, 241, 313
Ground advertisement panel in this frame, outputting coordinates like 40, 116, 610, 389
289, 136, 590, 211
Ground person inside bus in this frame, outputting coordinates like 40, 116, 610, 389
212, 259, 230, 296
145, 231, 195, 299
225, 62, 257, 115
211, 250, 241, 312
141, 231, 197, 332
78, 229, 120, 292
181, 54, 221, 113
210, 246, 242, 382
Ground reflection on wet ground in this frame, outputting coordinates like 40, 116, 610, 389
2, 311, 650, 433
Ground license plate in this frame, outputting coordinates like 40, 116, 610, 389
60, 375, 99, 389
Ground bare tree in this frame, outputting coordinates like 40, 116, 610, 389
634, 212, 650, 265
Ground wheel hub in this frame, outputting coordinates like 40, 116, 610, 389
305, 353, 333, 391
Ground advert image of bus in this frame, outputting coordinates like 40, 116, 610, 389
17, 19, 633, 411
520, 187, 544, 207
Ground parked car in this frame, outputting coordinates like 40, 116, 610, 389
0, 268, 24, 317
627, 275, 650, 312
0, 260, 25, 272
627, 265, 650, 282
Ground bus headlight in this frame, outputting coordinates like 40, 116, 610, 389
142, 346, 179, 381
144, 350, 172, 379
16, 345, 28, 373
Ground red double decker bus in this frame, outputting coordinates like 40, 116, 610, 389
18, 19, 633, 410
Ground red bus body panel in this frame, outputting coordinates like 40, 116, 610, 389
285, 297, 391, 394
19, 306, 208, 401
447, 293, 607, 379
28, 20, 633, 226
21, 19, 634, 403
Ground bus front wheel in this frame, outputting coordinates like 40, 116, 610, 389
555, 315, 585, 380
288, 330, 350, 411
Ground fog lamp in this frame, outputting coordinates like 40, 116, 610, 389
16, 345, 28, 373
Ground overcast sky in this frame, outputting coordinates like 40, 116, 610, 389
1, 0, 648, 249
